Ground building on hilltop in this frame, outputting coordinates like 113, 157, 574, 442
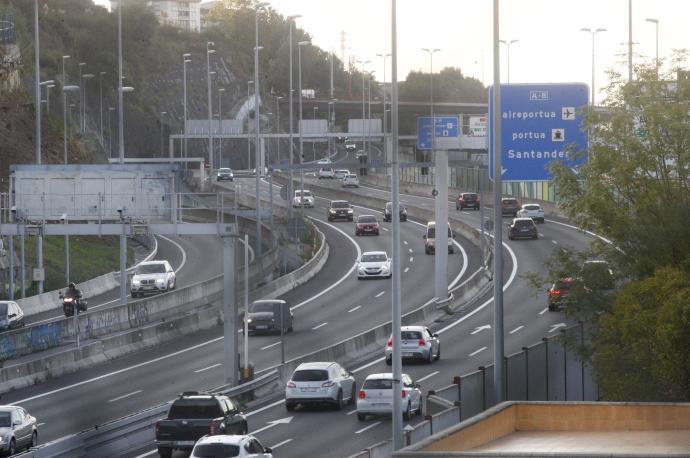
111, 1, 202, 32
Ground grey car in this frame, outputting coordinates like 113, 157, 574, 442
385, 326, 440, 365
0, 302, 25, 332
0, 406, 38, 455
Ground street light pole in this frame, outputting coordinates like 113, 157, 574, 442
645, 18, 659, 79
287, 15, 301, 229
78, 62, 85, 133
82, 73, 94, 133
159, 111, 167, 157
99, 71, 106, 144
45, 83, 54, 113
62, 55, 70, 164
376, 53, 391, 134
580, 28, 607, 105
312, 106, 318, 161
117, 0, 125, 163
34, 0, 41, 165
108, 107, 115, 158
218, 87, 225, 167
254, 2, 269, 280
247, 80, 253, 169
499, 39, 518, 83
207, 41, 216, 172
366, 71, 374, 158
356, 59, 371, 155
183, 53, 191, 160
62, 85, 80, 164
298, 40, 310, 218
274, 95, 282, 165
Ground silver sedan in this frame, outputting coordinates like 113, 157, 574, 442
0, 406, 38, 455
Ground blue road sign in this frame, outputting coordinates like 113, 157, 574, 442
489, 83, 589, 181
416, 116, 459, 150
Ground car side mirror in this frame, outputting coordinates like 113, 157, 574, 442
264, 447, 273, 453
423, 235, 427, 239
433, 333, 439, 338
414, 383, 421, 389
8, 313, 16, 318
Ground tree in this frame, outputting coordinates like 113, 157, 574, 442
400, 66, 485, 103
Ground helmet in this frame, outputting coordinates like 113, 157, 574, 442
69, 282, 76, 288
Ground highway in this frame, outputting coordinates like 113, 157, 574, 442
0, 175, 471, 452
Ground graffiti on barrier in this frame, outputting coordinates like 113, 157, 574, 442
0, 336, 17, 361
28, 322, 63, 352
128, 303, 150, 328
86, 309, 120, 337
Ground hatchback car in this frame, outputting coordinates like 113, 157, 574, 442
327, 200, 354, 221
190, 434, 272, 458
517, 203, 545, 223
0, 406, 38, 456
342, 174, 359, 188
423, 221, 455, 254
383, 202, 407, 222
345, 142, 357, 151
354, 215, 380, 236
246, 300, 293, 334
334, 169, 350, 179
356, 373, 422, 421
317, 158, 332, 166
130, 260, 176, 297
292, 190, 314, 208
357, 251, 391, 279
216, 168, 234, 182
0, 301, 25, 332
508, 217, 538, 240
456, 192, 480, 210
285, 362, 357, 411
385, 326, 440, 365
501, 197, 521, 217
318, 167, 335, 179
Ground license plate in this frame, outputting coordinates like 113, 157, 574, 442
255, 325, 267, 330
300, 387, 317, 392
174, 441, 196, 446
402, 352, 413, 357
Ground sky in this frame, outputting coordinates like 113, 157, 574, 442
93, 0, 689, 104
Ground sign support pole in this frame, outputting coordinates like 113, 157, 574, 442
223, 233, 238, 386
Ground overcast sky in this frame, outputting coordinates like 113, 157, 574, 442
93, 1, 688, 104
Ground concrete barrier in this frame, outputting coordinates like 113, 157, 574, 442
17, 235, 158, 317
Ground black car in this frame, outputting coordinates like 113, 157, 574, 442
247, 299, 294, 334
508, 217, 538, 240
456, 192, 480, 210
383, 201, 407, 222
328, 200, 354, 221
501, 197, 521, 217
155, 392, 248, 458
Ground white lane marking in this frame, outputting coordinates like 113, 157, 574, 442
408, 248, 413, 253
409, 257, 414, 263
157, 235, 188, 273
538, 307, 549, 315
546, 218, 612, 244
107, 390, 143, 403
403, 241, 408, 245
348, 305, 362, 313
509, 325, 524, 334
375, 291, 386, 298
404, 267, 410, 273
261, 341, 282, 351
270, 439, 293, 450
346, 409, 359, 415
37, 423, 45, 427
549, 323, 567, 333
469, 347, 487, 357
291, 217, 362, 311
470, 324, 491, 335
552, 240, 559, 245
133, 451, 156, 458
312, 322, 328, 330
417, 371, 439, 383
194, 363, 222, 373
538, 233, 545, 238
355, 421, 382, 434
382, 227, 389, 232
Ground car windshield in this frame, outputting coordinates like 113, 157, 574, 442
345, 175, 357, 179
192, 444, 240, 457
427, 226, 452, 238
218, 168, 231, 173
296, 191, 312, 197
400, 330, 422, 340
362, 254, 387, 262
292, 369, 329, 382
249, 302, 276, 313
336, 170, 348, 174
503, 199, 518, 205
331, 201, 350, 208
0, 303, 7, 316
136, 264, 166, 274
0, 412, 10, 427
514, 220, 534, 228
522, 204, 541, 211
363, 379, 393, 390
168, 399, 223, 419
463, 194, 477, 199
358, 216, 377, 223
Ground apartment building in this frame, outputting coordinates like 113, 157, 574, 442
111, 1, 202, 32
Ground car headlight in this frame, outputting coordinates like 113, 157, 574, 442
358, 267, 366, 274
132, 279, 141, 285
347, 209, 353, 213
329, 209, 336, 213
247, 318, 252, 323
0, 436, 5, 444
156, 278, 166, 284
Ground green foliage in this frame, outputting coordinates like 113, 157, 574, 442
592, 264, 690, 401
400, 67, 485, 103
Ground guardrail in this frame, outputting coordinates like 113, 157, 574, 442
13, 371, 280, 458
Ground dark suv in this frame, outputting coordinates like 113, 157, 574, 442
456, 192, 480, 210
501, 197, 521, 216
508, 217, 538, 240
327, 200, 354, 221
383, 202, 407, 222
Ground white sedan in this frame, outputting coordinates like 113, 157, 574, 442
356, 373, 422, 421
517, 203, 545, 223
190, 434, 272, 458
292, 190, 315, 208
357, 251, 391, 279
342, 174, 359, 188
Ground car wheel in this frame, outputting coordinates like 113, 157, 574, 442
30, 430, 37, 449
426, 350, 433, 364
350, 384, 357, 405
285, 401, 295, 411
335, 389, 344, 410
157, 446, 172, 458
435, 344, 441, 360
403, 403, 411, 420
241, 422, 248, 435
385, 355, 392, 366
357, 413, 367, 422
533, 234, 538, 240
416, 396, 423, 415
456, 205, 460, 210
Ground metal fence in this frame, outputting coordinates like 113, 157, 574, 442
0, 18, 15, 45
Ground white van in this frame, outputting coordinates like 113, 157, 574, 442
423, 221, 454, 255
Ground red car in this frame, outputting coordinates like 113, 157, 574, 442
354, 215, 380, 236
456, 192, 480, 210
547, 277, 575, 310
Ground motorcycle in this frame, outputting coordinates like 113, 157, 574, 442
60, 293, 88, 317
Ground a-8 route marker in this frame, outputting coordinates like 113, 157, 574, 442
489, 83, 589, 181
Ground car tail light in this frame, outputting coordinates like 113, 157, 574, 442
550, 289, 561, 296
402, 390, 406, 398
418, 339, 426, 347
322, 380, 335, 388
387, 338, 392, 347
209, 419, 217, 435
287, 381, 296, 388
359, 390, 366, 399
155, 421, 160, 435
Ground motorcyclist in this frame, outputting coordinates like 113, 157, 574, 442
65, 282, 82, 300
62, 282, 86, 315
